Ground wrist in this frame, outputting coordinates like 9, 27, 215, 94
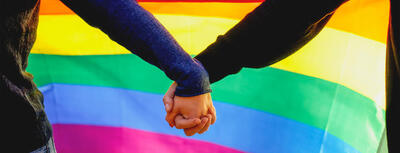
174, 59, 212, 97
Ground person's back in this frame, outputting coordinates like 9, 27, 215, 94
0, 0, 216, 152
0, 0, 53, 151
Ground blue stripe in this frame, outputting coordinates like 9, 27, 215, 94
40, 83, 359, 153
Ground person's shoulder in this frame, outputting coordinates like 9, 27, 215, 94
0, 0, 39, 15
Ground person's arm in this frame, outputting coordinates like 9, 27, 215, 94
60, 0, 211, 97
195, 0, 348, 83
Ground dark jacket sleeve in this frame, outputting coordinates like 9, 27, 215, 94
195, 0, 348, 83
385, 0, 400, 151
59, 0, 211, 97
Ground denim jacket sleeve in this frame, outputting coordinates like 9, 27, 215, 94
60, 0, 211, 96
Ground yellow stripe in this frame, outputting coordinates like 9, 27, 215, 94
32, 14, 238, 55
33, 15, 129, 55
271, 28, 386, 109
32, 14, 385, 109
39, 0, 389, 43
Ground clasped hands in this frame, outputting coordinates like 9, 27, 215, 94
163, 82, 216, 136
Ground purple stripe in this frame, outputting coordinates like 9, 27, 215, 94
52, 124, 245, 153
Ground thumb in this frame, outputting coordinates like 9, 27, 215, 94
163, 82, 177, 112
165, 105, 179, 127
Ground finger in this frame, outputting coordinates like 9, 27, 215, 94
209, 106, 217, 125
163, 82, 177, 112
198, 114, 212, 134
163, 96, 173, 113
175, 115, 201, 129
206, 94, 216, 124
165, 108, 179, 127
184, 117, 208, 136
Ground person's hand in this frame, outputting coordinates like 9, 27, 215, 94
163, 82, 216, 136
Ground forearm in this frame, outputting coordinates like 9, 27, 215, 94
195, 0, 347, 83
60, 0, 210, 96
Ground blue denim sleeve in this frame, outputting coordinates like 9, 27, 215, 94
60, 0, 211, 96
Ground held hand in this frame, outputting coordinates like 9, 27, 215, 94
163, 82, 216, 136
175, 114, 211, 136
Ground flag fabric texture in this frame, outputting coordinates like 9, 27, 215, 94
28, 0, 389, 152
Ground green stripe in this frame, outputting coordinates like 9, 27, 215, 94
27, 54, 385, 153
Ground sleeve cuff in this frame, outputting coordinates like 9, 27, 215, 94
173, 59, 212, 97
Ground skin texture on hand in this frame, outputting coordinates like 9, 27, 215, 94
163, 82, 216, 136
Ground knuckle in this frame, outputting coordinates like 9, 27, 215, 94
184, 131, 190, 136
187, 133, 195, 136
162, 97, 169, 103
184, 130, 195, 136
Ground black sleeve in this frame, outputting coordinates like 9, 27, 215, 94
385, 0, 400, 152
195, 0, 348, 83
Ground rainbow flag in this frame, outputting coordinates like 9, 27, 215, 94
27, 0, 389, 152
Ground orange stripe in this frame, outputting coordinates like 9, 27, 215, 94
39, 0, 389, 43
39, 0, 259, 20
327, 0, 390, 43
39, 0, 74, 15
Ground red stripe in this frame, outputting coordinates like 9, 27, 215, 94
137, 0, 262, 2
52, 124, 245, 153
